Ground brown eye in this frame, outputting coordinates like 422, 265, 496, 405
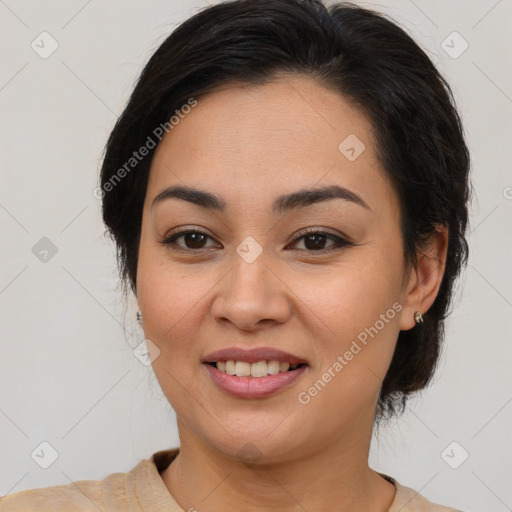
288, 229, 352, 253
160, 229, 217, 250
299, 233, 331, 251
180, 232, 208, 249
160, 228, 352, 254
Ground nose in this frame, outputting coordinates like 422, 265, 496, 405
210, 251, 291, 332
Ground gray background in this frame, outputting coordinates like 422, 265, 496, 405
1, 1, 511, 510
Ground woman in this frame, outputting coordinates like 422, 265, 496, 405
0, 0, 470, 510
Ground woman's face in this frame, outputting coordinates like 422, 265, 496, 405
137, 75, 416, 463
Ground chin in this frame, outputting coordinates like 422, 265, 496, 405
192, 419, 310, 466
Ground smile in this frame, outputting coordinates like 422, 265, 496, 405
209, 359, 306, 377
202, 347, 309, 398
203, 360, 308, 398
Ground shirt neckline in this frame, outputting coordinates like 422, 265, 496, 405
139, 447, 405, 512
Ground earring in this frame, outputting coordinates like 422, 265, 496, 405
136, 311, 142, 325
414, 311, 423, 324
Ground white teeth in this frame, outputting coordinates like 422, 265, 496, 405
279, 362, 290, 372
225, 360, 236, 375
250, 361, 268, 377
214, 359, 303, 377
267, 360, 280, 375
235, 361, 251, 377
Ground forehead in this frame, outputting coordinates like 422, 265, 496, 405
146, 75, 394, 216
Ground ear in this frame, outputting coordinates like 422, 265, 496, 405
399, 225, 449, 331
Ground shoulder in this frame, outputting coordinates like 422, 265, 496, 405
0, 481, 106, 511
385, 475, 463, 512
0, 465, 135, 512
0, 449, 181, 512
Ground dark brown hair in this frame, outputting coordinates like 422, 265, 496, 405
99, 0, 472, 421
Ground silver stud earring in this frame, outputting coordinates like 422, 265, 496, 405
414, 311, 423, 324
136, 311, 142, 325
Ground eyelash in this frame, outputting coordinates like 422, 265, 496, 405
159, 227, 353, 254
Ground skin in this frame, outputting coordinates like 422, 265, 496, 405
136, 74, 448, 512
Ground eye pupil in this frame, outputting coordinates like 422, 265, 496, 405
185, 232, 207, 249
304, 234, 326, 250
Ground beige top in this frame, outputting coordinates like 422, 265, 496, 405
0, 447, 461, 511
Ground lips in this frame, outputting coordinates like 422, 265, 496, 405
204, 363, 307, 398
202, 346, 309, 398
202, 347, 308, 366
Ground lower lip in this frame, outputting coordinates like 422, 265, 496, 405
204, 364, 308, 398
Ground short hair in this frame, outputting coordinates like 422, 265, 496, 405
99, 0, 472, 422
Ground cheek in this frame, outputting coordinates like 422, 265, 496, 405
136, 261, 211, 410
138, 268, 204, 346
293, 253, 399, 337
136, 244, 225, 367
292, 252, 401, 392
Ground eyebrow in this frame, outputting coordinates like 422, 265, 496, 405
151, 184, 371, 214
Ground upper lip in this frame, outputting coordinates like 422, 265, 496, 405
202, 347, 308, 365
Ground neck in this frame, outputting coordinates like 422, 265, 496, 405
161, 413, 395, 512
